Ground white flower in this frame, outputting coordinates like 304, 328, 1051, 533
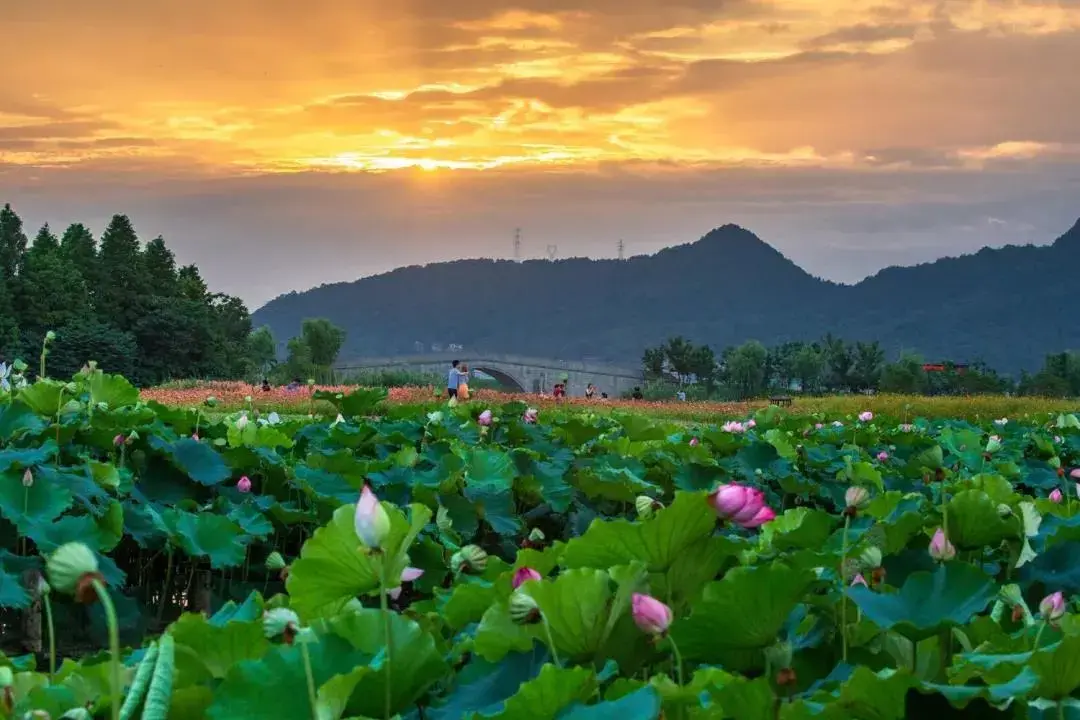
235, 413, 249, 430
267, 412, 281, 425
0, 362, 10, 393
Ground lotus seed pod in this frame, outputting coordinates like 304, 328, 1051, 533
60, 709, 92, 720
44, 330, 56, 342
436, 506, 452, 532
453, 545, 488, 574
859, 546, 883, 569
265, 551, 286, 571
509, 591, 541, 625
635, 495, 658, 520
47, 542, 102, 602
844, 486, 870, 509
263, 608, 301, 640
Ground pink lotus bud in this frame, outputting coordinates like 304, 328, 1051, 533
523, 408, 538, 424
722, 421, 745, 434
354, 483, 391, 549
192, 432, 200, 441
478, 410, 493, 426
708, 482, 774, 528
858, 411, 873, 423
237, 476, 252, 493
876, 451, 889, 462
746, 419, 756, 428
815, 423, 823, 430
390, 566, 425, 600
512, 566, 542, 589
631, 593, 673, 635
1051, 489, 1064, 504
929, 528, 956, 561
1071, 468, 1080, 480
113, 434, 125, 447
21, 469, 33, 488
851, 573, 868, 588
689, 437, 699, 447
1040, 591, 1066, 623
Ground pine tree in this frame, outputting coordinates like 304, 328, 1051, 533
0, 204, 28, 282
96, 214, 149, 328
17, 227, 91, 341
143, 236, 178, 296
31, 224, 59, 255
0, 275, 18, 357
60, 223, 99, 301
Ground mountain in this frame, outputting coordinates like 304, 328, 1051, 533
252, 220, 1080, 374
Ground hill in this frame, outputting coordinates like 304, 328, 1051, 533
252, 220, 1080, 374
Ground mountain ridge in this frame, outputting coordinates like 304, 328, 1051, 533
253, 220, 1080, 374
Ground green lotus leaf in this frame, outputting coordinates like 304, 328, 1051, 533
760, 507, 836, 552
149, 436, 231, 486
557, 685, 661, 719
160, 509, 248, 569
88, 371, 139, 409
171, 612, 270, 683
475, 663, 595, 719
209, 591, 265, 626
16, 380, 66, 416
947, 490, 1020, 549
464, 449, 520, 536
847, 561, 996, 642
286, 501, 431, 621
0, 467, 73, 533
429, 646, 550, 720
523, 568, 613, 660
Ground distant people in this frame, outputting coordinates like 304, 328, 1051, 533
447, 360, 466, 398
261, 378, 271, 392
632, 387, 643, 400
677, 390, 686, 402
553, 382, 566, 399
600, 392, 609, 400
286, 377, 302, 391
457, 364, 471, 400
584, 383, 596, 399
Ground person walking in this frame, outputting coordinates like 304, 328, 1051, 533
457, 363, 471, 400
447, 360, 467, 398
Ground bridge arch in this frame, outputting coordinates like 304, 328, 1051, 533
471, 365, 527, 393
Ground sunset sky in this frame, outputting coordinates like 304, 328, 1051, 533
3, 0, 1079, 306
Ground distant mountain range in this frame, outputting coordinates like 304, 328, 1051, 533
253, 219, 1080, 375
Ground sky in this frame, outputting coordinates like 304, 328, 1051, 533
2, 0, 1079, 308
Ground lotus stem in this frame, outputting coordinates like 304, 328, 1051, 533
300, 638, 318, 720
840, 514, 851, 663
1032, 620, 1048, 651
542, 614, 562, 668
92, 578, 121, 720
667, 634, 685, 687
44, 592, 55, 680
380, 558, 393, 720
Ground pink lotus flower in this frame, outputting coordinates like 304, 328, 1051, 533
1071, 468, 1080, 480
1040, 591, 1066, 623
721, 421, 745, 434
1056, 436, 1063, 444
478, 410, 492, 426
833, 421, 844, 428
512, 566, 542, 589
113, 434, 125, 447
192, 432, 200, 441
390, 567, 424, 600
354, 484, 391, 549
858, 411, 873, 423
929, 528, 956, 561
851, 573, 868, 588
631, 593, 673, 635
523, 408, 538, 424
689, 437, 699, 447
237, 476, 252, 493
1051, 488, 1064, 503
876, 451, 889, 462
709, 482, 775, 528
746, 419, 756, 428
815, 423, 824, 430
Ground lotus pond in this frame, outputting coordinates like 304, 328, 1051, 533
2, 367, 1080, 719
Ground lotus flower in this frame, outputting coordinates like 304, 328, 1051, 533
722, 421, 745, 434
929, 528, 956, 561
709, 482, 775, 528
478, 409, 493, 426
833, 421, 844, 427
236, 414, 249, 430
1040, 591, 1066, 623
237, 476, 252, 493
21, 469, 32, 488
1051, 489, 1064, 504
844, 486, 869, 509
689, 436, 699, 447
113, 434, 125, 447
858, 411, 873, 423
191, 432, 200, 441
746, 419, 756, 428
523, 408, 538, 424
994, 418, 1008, 426
354, 484, 391, 549
876, 451, 889, 462
815, 423, 824, 430
390, 567, 424, 600
631, 593, 672, 636
267, 412, 281, 425
986, 435, 1003, 453
512, 566, 542, 589
851, 573, 868, 588
1071, 468, 1080, 480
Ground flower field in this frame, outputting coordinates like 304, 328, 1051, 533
2, 368, 1080, 717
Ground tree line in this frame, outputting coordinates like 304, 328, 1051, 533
642, 335, 1080, 398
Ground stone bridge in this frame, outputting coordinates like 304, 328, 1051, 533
336, 353, 643, 398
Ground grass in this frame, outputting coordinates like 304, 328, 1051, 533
142, 381, 1080, 423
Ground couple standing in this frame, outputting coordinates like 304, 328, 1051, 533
447, 360, 471, 399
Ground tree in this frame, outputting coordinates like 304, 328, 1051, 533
281, 336, 313, 381
850, 341, 886, 391
642, 346, 665, 379
790, 344, 824, 394
248, 326, 277, 377
47, 320, 137, 380
0, 275, 18, 356
0, 203, 27, 282
724, 340, 768, 399
16, 230, 91, 342
880, 354, 929, 394
143, 236, 178, 296
663, 336, 696, 379
96, 214, 150, 328
177, 264, 208, 302
822, 334, 853, 391
688, 344, 717, 392
301, 318, 346, 371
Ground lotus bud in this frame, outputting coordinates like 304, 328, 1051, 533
509, 591, 541, 625
354, 484, 391, 550
113, 434, 125, 447
237, 476, 252, 493
1040, 591, 1066, 623
265, 552, 286, 571
636, 495, 661, 520
876, 451, 889, 462
928, 528, 956, 562
478, 410, 493, 426
523, 408, 538, 424
859, 546, 882, 569
0, 666, 11, 688
263, 608, 301, 643
1050, 489, 1064, 504
452, 545, 488, 574
844, 487, 870, 510
47, 542, 103, 603
44, 330, 56, 342
307, 378, 315, 386
21, 468, 32, 488
689, 437, 699, 447
236, 414, 249, 430
850, 573, 869, 588
708, 482, 775, 528
631, 593, 673, 636
436, 506, 452, 532
763, 640, 793, 672
1050, 456, 1062, 469
391, 567, 425, 600
512, 567, 542, 589
983, 435, 1002, 453
858, 411, 873, 423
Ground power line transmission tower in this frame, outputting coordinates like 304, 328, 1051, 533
546, 244, 558, 260
617, 239, 625, 260
513, 228, 521, 261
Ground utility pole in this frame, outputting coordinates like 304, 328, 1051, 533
513, 228, 521, 261
546, 244, 558, 260
617, 239, 625, 260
